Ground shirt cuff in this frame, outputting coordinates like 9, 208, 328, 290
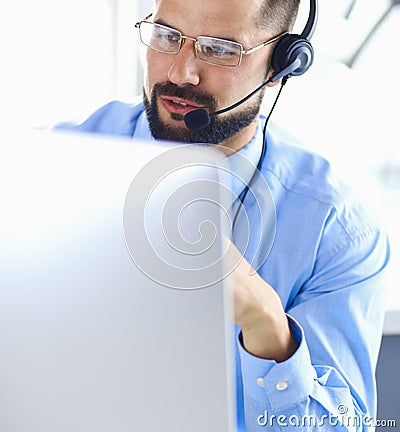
237, 314, 317, 411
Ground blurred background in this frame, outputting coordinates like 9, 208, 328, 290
1, 0, 399, 427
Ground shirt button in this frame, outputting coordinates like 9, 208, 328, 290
256, 377, 265, 387
275, 380, 289, 391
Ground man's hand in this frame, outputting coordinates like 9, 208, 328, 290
227, 241, 298, 362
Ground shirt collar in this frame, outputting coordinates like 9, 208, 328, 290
227, 120, 263, 201
132, 110, 153, 141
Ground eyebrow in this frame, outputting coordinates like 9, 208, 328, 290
153, 18, 242, 45
154, 18, 175, 29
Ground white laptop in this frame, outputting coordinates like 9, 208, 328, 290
0, 129, 236, 432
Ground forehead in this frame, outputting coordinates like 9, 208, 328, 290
153, 0, 263, 40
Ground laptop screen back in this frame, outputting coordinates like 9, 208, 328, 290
0, 129, 236, 432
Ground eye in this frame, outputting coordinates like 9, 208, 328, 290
196, 37, 242, 65
157, 28, 180, 42
201, 41, 236, 58
152, 25, 181, 51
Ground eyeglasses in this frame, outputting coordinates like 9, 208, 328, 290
135, 13, 287, 68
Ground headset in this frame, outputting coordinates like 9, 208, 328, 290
184, 0, 318, 130
270, 0, 318, 82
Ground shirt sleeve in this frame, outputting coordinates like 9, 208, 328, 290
237, 222, 389, 431
53, 100, 143, 136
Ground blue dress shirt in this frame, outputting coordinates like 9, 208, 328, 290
57, 100, 389, 431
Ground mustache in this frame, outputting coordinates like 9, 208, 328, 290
152, 82, 218, 111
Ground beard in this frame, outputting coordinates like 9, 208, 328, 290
143, 82, 263, 145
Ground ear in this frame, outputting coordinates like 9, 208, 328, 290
266, 69, 282, 87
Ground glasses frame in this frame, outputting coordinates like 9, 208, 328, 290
135, 13, 288, 68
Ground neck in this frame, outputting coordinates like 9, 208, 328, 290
218, 118, 259, 153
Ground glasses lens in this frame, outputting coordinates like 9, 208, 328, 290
139, 21, 181, 53
196, 37, 242, 66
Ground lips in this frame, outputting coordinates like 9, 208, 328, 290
160, 96, 206, 116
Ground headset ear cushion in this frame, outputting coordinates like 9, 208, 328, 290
271, 34, 314, 77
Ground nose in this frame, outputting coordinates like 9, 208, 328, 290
167, 40, 201, 87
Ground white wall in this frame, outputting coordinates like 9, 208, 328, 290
0, 0, 139, 127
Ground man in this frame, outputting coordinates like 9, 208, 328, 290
58, 0, 389, 430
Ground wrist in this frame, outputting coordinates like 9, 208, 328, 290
241, 312, 298, 362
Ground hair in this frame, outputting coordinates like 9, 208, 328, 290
256, 0, 300, 33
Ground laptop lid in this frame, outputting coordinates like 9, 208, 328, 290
0, 129, 236, 432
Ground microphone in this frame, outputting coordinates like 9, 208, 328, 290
184, 59, 301, 130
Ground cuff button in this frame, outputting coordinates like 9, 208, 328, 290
275, 380, 289, 391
